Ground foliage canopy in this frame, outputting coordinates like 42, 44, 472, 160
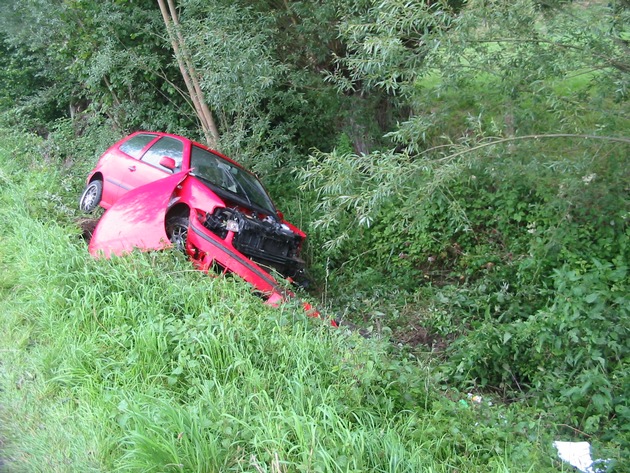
0, 0, 628, 468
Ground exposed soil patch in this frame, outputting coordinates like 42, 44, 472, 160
77, 217, 99, 242
393, 322, 449, 352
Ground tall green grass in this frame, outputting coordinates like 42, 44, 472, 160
0, 130, 580, 471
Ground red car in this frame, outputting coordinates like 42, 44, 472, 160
80, 131, 308, 305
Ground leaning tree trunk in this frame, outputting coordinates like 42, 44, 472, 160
157, 0, 219, 148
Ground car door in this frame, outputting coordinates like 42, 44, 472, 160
119, 135, 186, 195
98, 133, 158, 205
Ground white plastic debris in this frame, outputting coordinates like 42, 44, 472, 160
553, 441, 609, 473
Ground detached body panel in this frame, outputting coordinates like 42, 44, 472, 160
88, 172, 187, 257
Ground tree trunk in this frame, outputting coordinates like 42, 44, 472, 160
157, 0, 219, 148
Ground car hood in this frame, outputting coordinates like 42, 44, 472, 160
89, 171, 189, 257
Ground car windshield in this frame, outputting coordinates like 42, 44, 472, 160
190, 146, 276, 214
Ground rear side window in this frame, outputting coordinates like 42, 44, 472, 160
119, 133, 156, 159
141, 137, 184, 172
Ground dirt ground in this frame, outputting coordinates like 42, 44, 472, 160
77, 217, 99, 242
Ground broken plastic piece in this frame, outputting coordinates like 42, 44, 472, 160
553, 441, 609, 473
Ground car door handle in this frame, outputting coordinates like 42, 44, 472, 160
128, 165, 136, 172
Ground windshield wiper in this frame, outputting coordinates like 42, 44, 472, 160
222, 169, 253, 207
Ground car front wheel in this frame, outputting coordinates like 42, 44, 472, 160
79, 180, 103, 213
166, 215, 189, 252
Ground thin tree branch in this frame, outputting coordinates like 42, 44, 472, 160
157, 0, 219, 147
165, 0, 219, 147
461, 37, 630, 73
420, 134, 630, 163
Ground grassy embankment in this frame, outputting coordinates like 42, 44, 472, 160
0, 131, 572, 472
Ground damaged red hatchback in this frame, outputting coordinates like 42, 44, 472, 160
80, 131, 307, 305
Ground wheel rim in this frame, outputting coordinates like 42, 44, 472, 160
81, 185, 98, 211
169, 224, 188, 251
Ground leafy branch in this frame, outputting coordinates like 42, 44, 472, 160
424, 133, 630, 163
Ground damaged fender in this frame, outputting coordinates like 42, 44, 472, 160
89, 172, 188, 257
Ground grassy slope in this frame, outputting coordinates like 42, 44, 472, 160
0, 131, 573, 472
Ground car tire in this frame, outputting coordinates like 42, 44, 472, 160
166, 215, 189, 252
79, 180, 103, 213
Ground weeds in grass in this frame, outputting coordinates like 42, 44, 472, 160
1, 130, 620, 471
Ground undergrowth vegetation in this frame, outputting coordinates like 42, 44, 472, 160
302, 133, 629, 451
296, 1, 630, 452
1, 0, 629, 471
0, 131, 574, 471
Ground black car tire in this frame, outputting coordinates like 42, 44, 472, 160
166, 215, 189, 252
79, 180, 103, 213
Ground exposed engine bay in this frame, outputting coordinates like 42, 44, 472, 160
203, 207, 305, 280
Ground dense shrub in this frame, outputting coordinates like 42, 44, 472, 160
1, 130, 578, 471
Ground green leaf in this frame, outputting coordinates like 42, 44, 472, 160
585, 293, 599, 303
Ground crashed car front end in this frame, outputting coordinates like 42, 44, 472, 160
90, 172, 307, 305
186, 212, 287, 304
201, 207, 305, 279
183, 189, 309, 303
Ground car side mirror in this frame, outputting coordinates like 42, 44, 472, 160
160, 156, 176, 171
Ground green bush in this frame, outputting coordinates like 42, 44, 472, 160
4, 129, 581, 472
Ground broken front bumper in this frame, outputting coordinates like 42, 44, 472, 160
187, 212, 287, 305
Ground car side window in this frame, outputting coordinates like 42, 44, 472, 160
119, 134, 156, 159
141, 137, 184, 172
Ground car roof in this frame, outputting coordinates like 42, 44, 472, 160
129, 131, 245, 170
